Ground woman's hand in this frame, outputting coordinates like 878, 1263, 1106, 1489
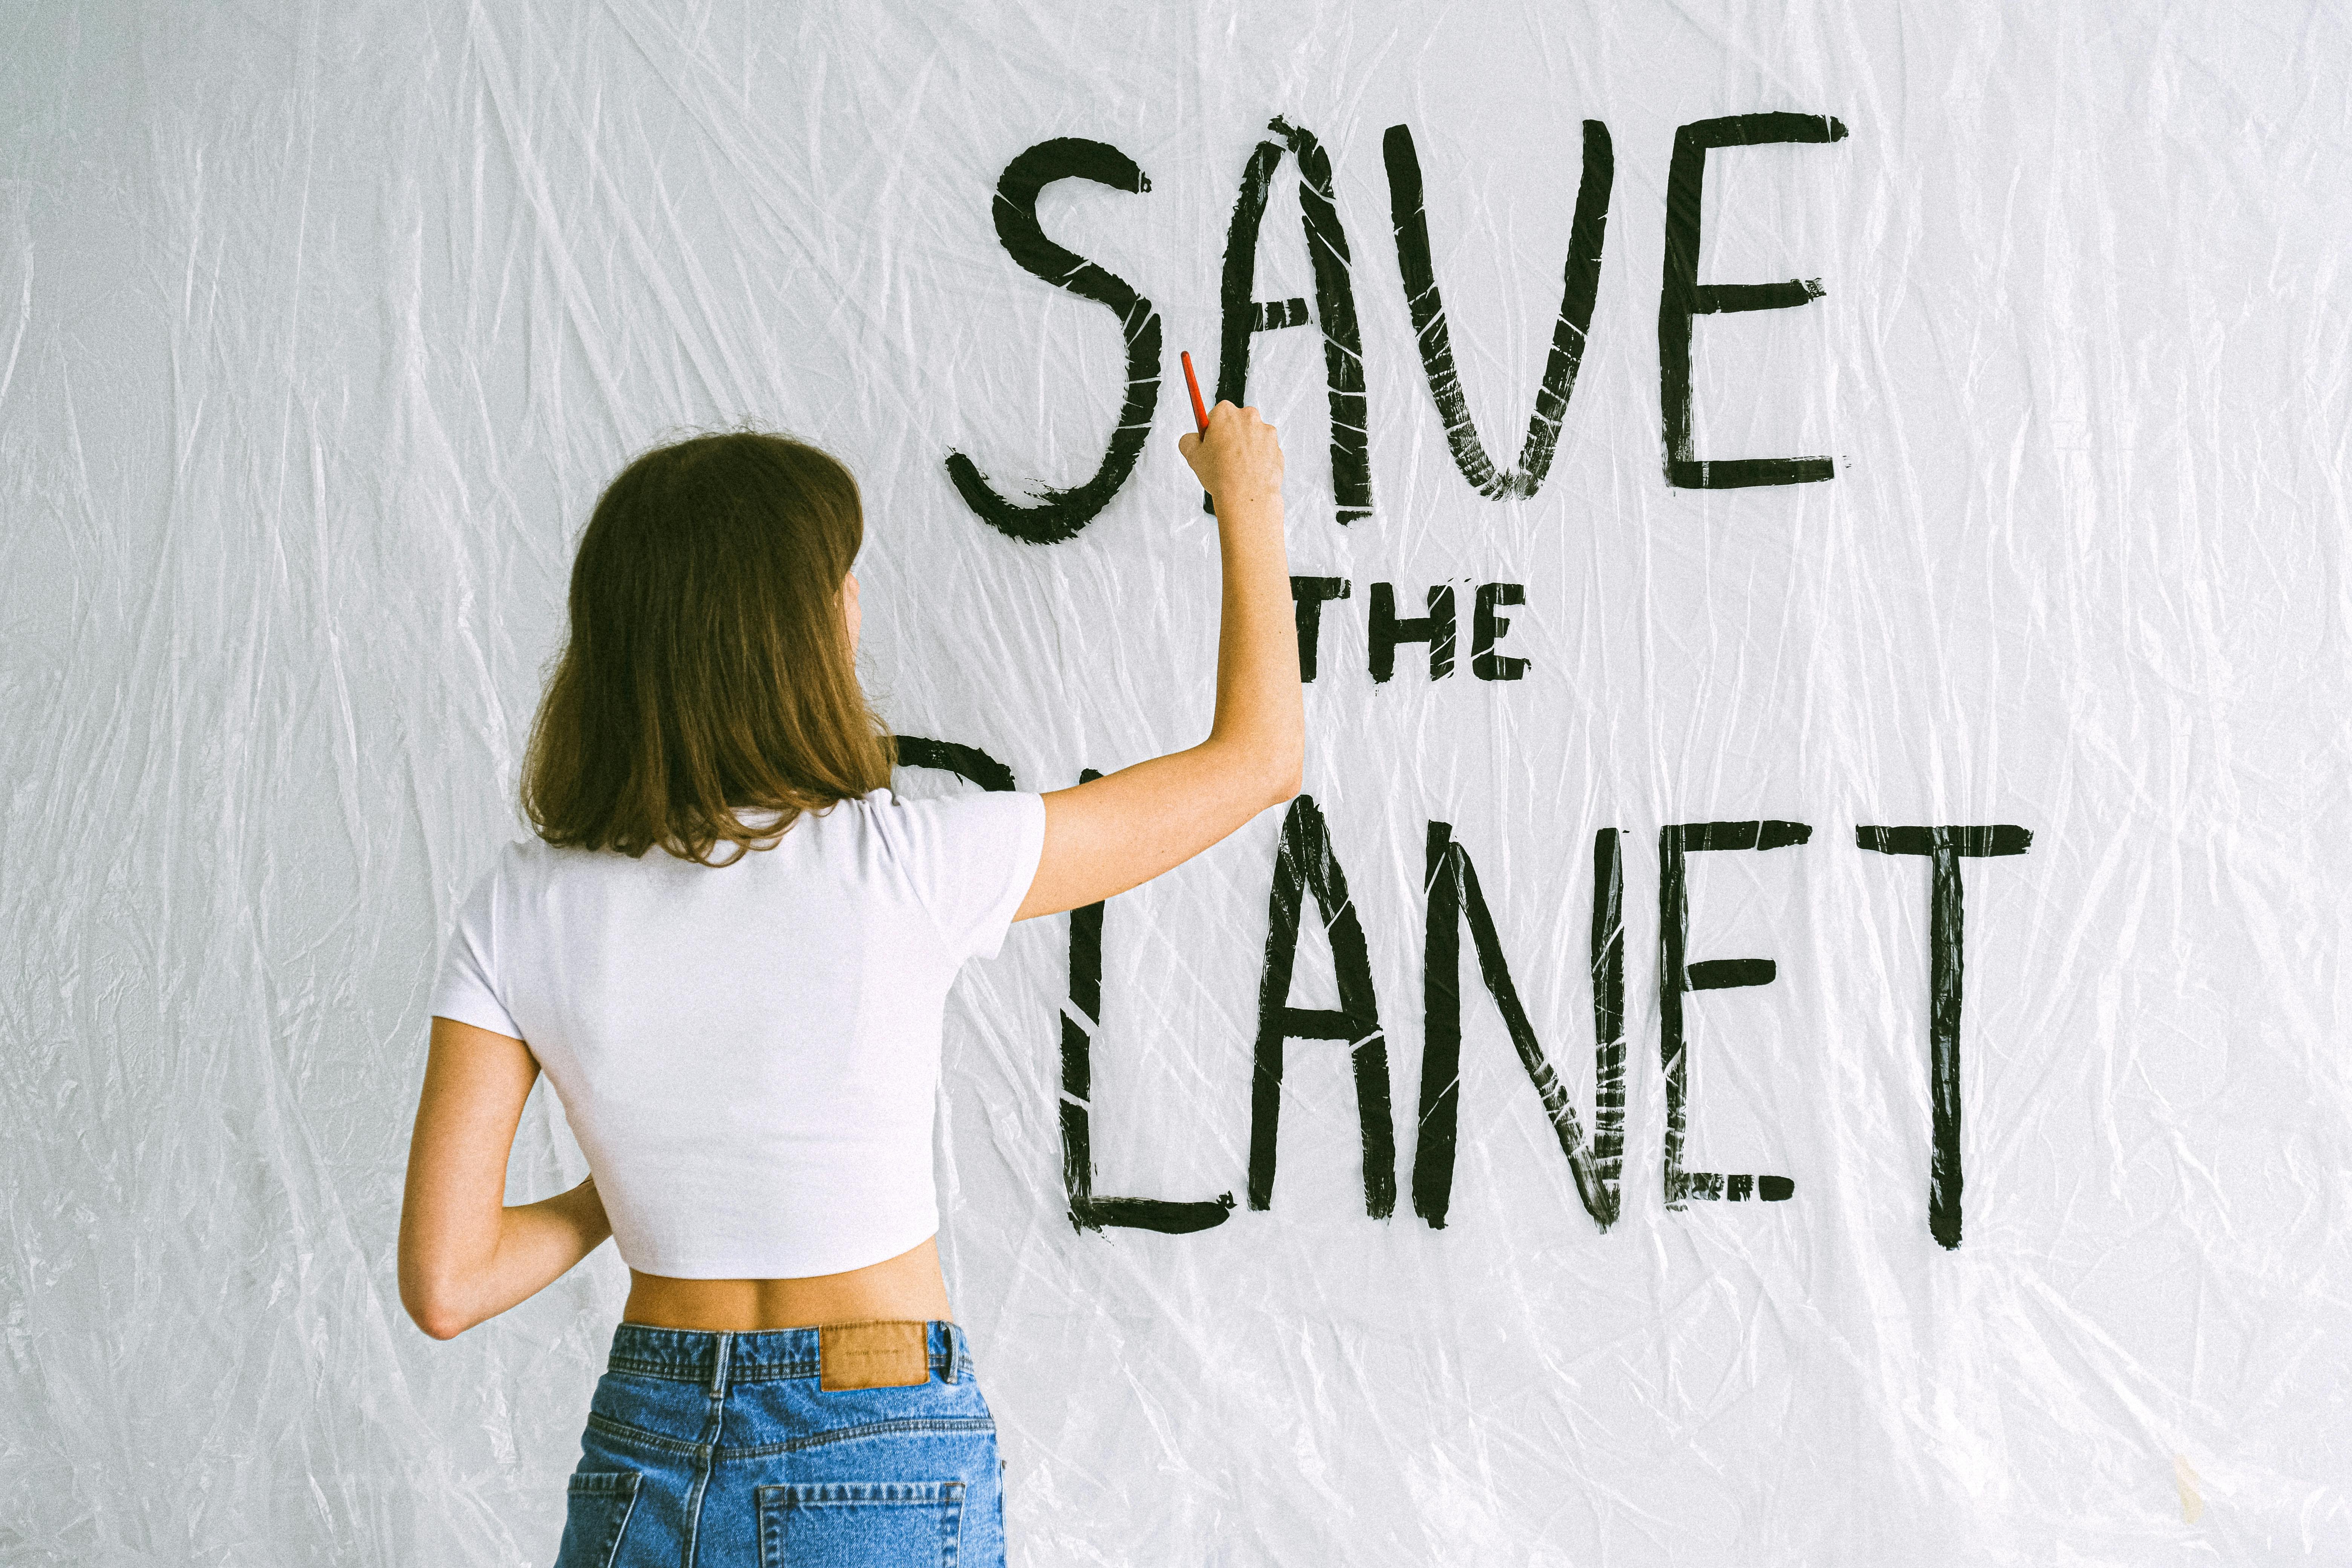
1178, 402, 1283, 511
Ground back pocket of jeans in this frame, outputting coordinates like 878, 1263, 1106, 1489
756, 1481, 964, 1566
555, 1469, 643, 1568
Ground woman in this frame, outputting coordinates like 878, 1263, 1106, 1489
396, 403, 1296, 1567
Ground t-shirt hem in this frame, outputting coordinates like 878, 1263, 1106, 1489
615, 1221, 942, 1282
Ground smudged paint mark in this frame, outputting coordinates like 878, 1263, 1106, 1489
1413, 824, 1625, 1232
946, 139, 1160, 544
1658, 113, 1848, 490
1382, 122, 1614, 500
2173, 1454, 2203, 1524
1856, 824, 2033, 1249
1247, 794, 1397, 1217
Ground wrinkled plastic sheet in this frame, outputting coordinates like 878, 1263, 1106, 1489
3, 3, 2347, 1563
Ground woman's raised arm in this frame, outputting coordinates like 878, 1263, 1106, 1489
1014, 401, 1302, 921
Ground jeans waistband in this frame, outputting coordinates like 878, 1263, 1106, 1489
606, 1319, 972, 1396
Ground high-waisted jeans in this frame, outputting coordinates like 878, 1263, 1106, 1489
552, 1320, 1004, 1567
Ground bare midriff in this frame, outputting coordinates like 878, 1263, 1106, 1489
621, 1234, 953, 1331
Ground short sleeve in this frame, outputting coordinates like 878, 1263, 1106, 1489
873, 788, 1048, 965
429, 860, 522, 1038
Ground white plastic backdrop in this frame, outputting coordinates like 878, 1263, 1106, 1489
5, 2, 2347, 1563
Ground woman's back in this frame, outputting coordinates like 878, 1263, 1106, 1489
431, 787, 1043, 1282
398, 407, 1294, 1566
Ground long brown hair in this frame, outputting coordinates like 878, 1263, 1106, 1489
522, 430, 894, 864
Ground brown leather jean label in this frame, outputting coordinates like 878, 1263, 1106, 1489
818, 1321, 931, 1391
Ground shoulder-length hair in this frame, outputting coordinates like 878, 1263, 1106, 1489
522, 430, 894, 865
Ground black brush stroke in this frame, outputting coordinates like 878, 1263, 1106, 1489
1856, 824, 2034, 1249
1213, 119, 1374, 525
1413, 823, 1623, 1232
1383, 122, 1614, 499
1658, 820, 1810, 1206
1246, 794, 1397, 1217
1658, 113, 1848, 490
946, 138, 1161, 543
1060, 767, 1235, 1236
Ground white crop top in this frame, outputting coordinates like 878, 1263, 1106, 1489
428, 786, 1047, 1279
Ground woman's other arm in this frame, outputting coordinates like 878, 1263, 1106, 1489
1015, 402, 1301, 921
396, 1016, 612, 1340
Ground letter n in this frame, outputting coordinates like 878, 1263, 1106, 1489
1414, 824, 1625, 1231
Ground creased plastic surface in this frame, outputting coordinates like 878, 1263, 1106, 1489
3, 3, 2347, 1563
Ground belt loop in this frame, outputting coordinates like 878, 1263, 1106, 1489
941, 1322, 958, 1384
709, 1331, 733, 1399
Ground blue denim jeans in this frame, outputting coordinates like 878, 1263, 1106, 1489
552, 1320, 1004, 1567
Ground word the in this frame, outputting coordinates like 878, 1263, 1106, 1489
1292, 577, 1528, 683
